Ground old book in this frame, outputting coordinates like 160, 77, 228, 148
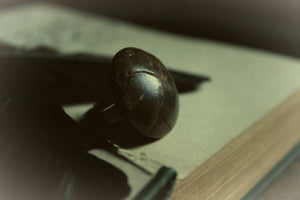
0, 3, 299, 199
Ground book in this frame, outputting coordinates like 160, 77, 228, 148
0, 3, 299, 199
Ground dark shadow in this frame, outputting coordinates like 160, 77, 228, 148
0, 43, 211, 105
0, 42, 210, 149
0, 98, 131, 200
0, 44, 112, 105
171, 70, 210, 94
0, 30, 210, 199
79, 103, 158, 149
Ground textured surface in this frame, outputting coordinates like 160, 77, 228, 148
0, 4, 300, 180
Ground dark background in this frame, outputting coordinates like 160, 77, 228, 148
1, 0, 300, 58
